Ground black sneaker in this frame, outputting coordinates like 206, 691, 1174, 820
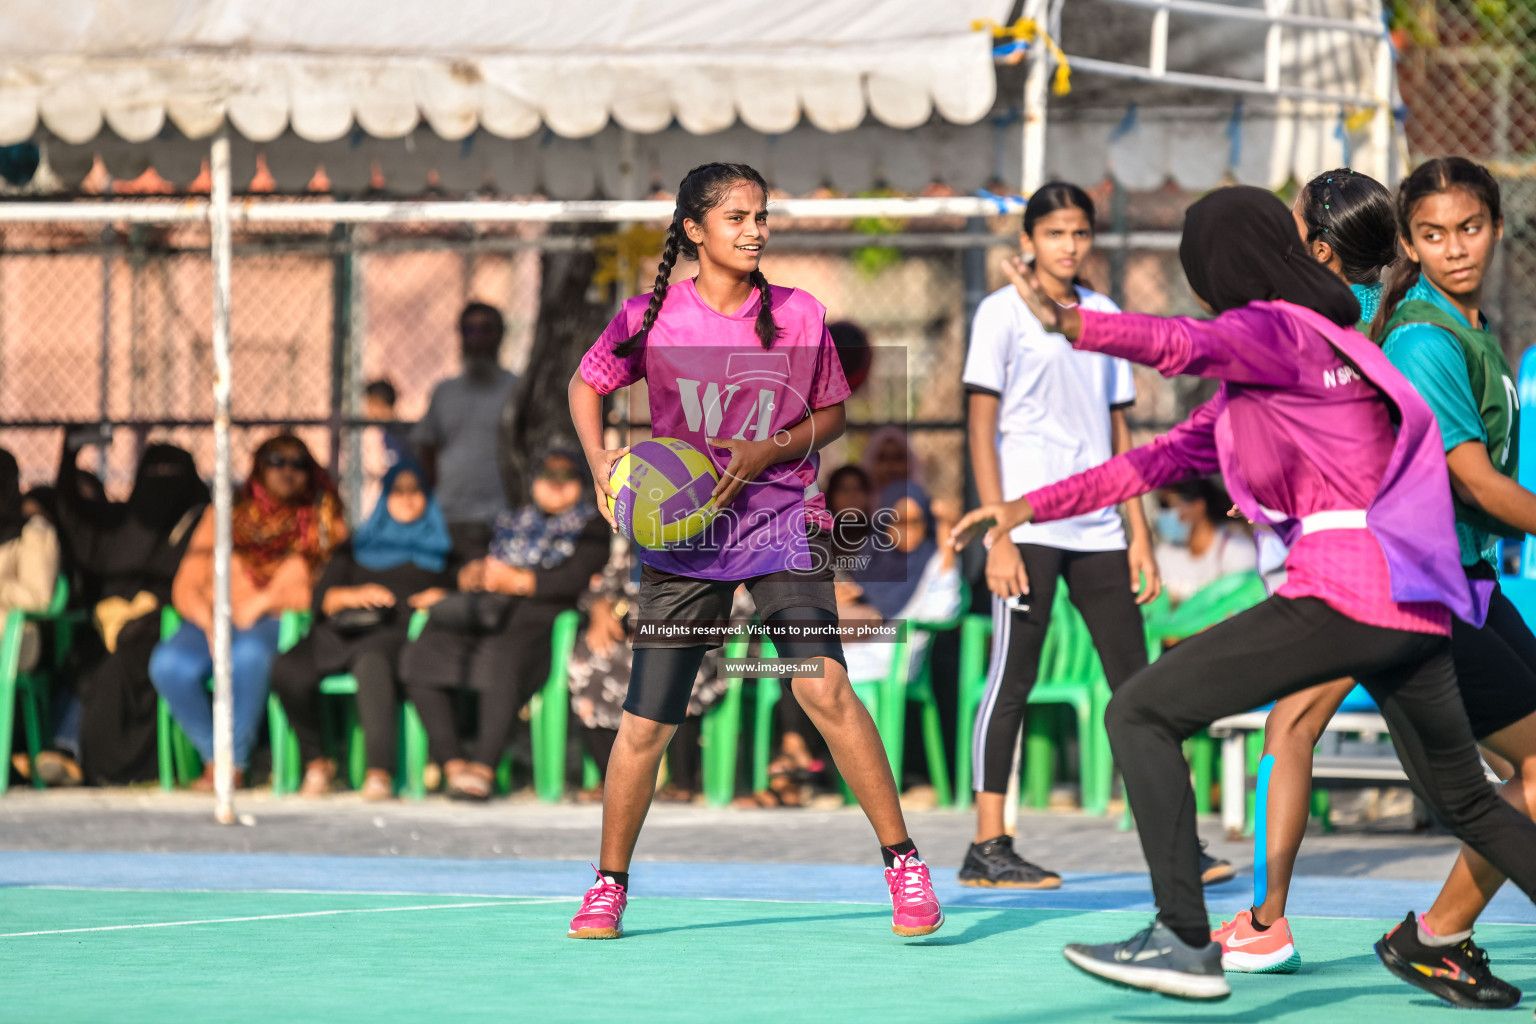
1374, 911, 1521, 1009
957, 836, 1062, 890
1064, 918, 1230, 1000
1199, 840, 1235, 886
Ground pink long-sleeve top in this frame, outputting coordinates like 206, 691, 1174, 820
1025, 304, 1451, 635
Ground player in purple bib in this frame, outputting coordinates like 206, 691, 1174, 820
565, 162, 943, 941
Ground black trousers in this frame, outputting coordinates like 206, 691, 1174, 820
973, 544, 1148, 794
269, 628, 403, 772
1451, 576, 1536, 739
1111, 595, 1536, 940
397, 601, 561, 766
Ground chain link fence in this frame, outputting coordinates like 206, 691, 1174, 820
0, 216, 1058, 520
1391, 0, 1536, 361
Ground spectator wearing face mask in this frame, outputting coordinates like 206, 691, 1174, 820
1152, 478, 1257, 606
412, 302, 520, 563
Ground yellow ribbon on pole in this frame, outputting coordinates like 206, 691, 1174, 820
972, 17, 1073, 96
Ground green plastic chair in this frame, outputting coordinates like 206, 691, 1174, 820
1144, 571, 1267, 643
265, 608, 581, 802
954, 586, 1167, 814
155, 607, 199, 788
749, 634, 892, 798
747, 599, 961, 806
699, 631, 751, 807
954, 589, 1095, 811
888, 580, 970, 807
1143, 571, 1268, 814
1021, 593, 1103, 812
156, 606, 314, 790
266, 609, 430, 796
0, 576, 74, 795
519, 609, 582, 803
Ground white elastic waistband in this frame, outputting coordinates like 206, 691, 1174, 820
1300, 509, 1368, 535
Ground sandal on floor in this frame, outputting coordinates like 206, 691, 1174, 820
359, 768, 393, 802
36, 752, 82, 788
575, 785, 605, 804
190, 764, 245, 792
299, 758, 337, 798
731, 782, 803, 809
655, 783, 694, 804
447, 761, 494, 801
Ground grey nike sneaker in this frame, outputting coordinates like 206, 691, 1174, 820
1063, 919, 1231, 1000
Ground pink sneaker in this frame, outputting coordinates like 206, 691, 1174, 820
568, 867, 627, 939
1211, 909, 1300, 973
886, 850, 944, 937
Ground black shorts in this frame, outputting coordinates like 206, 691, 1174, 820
633, 529, 840, 649
623, 530, 845, 725
1452, 564, 1536, 740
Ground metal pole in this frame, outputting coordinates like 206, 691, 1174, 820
1371, 19, 1396, 184
1021, 0, 1051, 196
98, 228, 113, 470
328, 223, 352, 484
209, 126, 236, 826
959, 216, 988, 591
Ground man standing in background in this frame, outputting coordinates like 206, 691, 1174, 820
413, 301, 519, 561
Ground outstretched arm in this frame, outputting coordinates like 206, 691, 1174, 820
999, 256, 1300, 386
952, 399, 1222, 552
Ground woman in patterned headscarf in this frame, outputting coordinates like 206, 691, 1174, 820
398, 448, 608, 800
150, 434, 345, 790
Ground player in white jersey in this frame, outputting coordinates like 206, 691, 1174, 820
958, 182, 1195, 887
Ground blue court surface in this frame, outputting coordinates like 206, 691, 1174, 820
4, 851, 1534, 1022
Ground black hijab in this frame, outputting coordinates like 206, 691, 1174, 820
127, 444, 208, 533
1180, 186, 1361, 327
0, 449, 23, 546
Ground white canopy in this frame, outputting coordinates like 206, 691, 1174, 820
0, 0, 1012, 145
1, 0, 1399, 196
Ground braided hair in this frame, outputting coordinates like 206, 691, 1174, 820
1295, 168, 1398, 286
613, 162, 780, 356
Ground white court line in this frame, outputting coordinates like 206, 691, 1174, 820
14, 886, 580, 901
0, 898, 567, 938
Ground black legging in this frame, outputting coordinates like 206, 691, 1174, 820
1111, 594, 1536, 946
624, 607, 845, 725
973, 544, 1148, 793
269, 637, 400, 772
398, 604, 561, 766
1449, 575, 1536, 739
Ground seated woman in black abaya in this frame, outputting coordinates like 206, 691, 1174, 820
270, 461, 454, 800
38, 442, 207, 787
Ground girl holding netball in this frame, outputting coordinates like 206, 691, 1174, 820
960, 181, 1167, 889
952, 185, 1536, 1000
565, 162, 942, 940
1215, 160, 1536, 1009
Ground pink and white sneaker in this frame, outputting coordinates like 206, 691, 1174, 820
1211, 909, 1300, 973
568, 867, 627, 939
886, 850, 944, 937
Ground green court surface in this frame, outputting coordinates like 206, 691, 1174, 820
5, 888, 1534, 1023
